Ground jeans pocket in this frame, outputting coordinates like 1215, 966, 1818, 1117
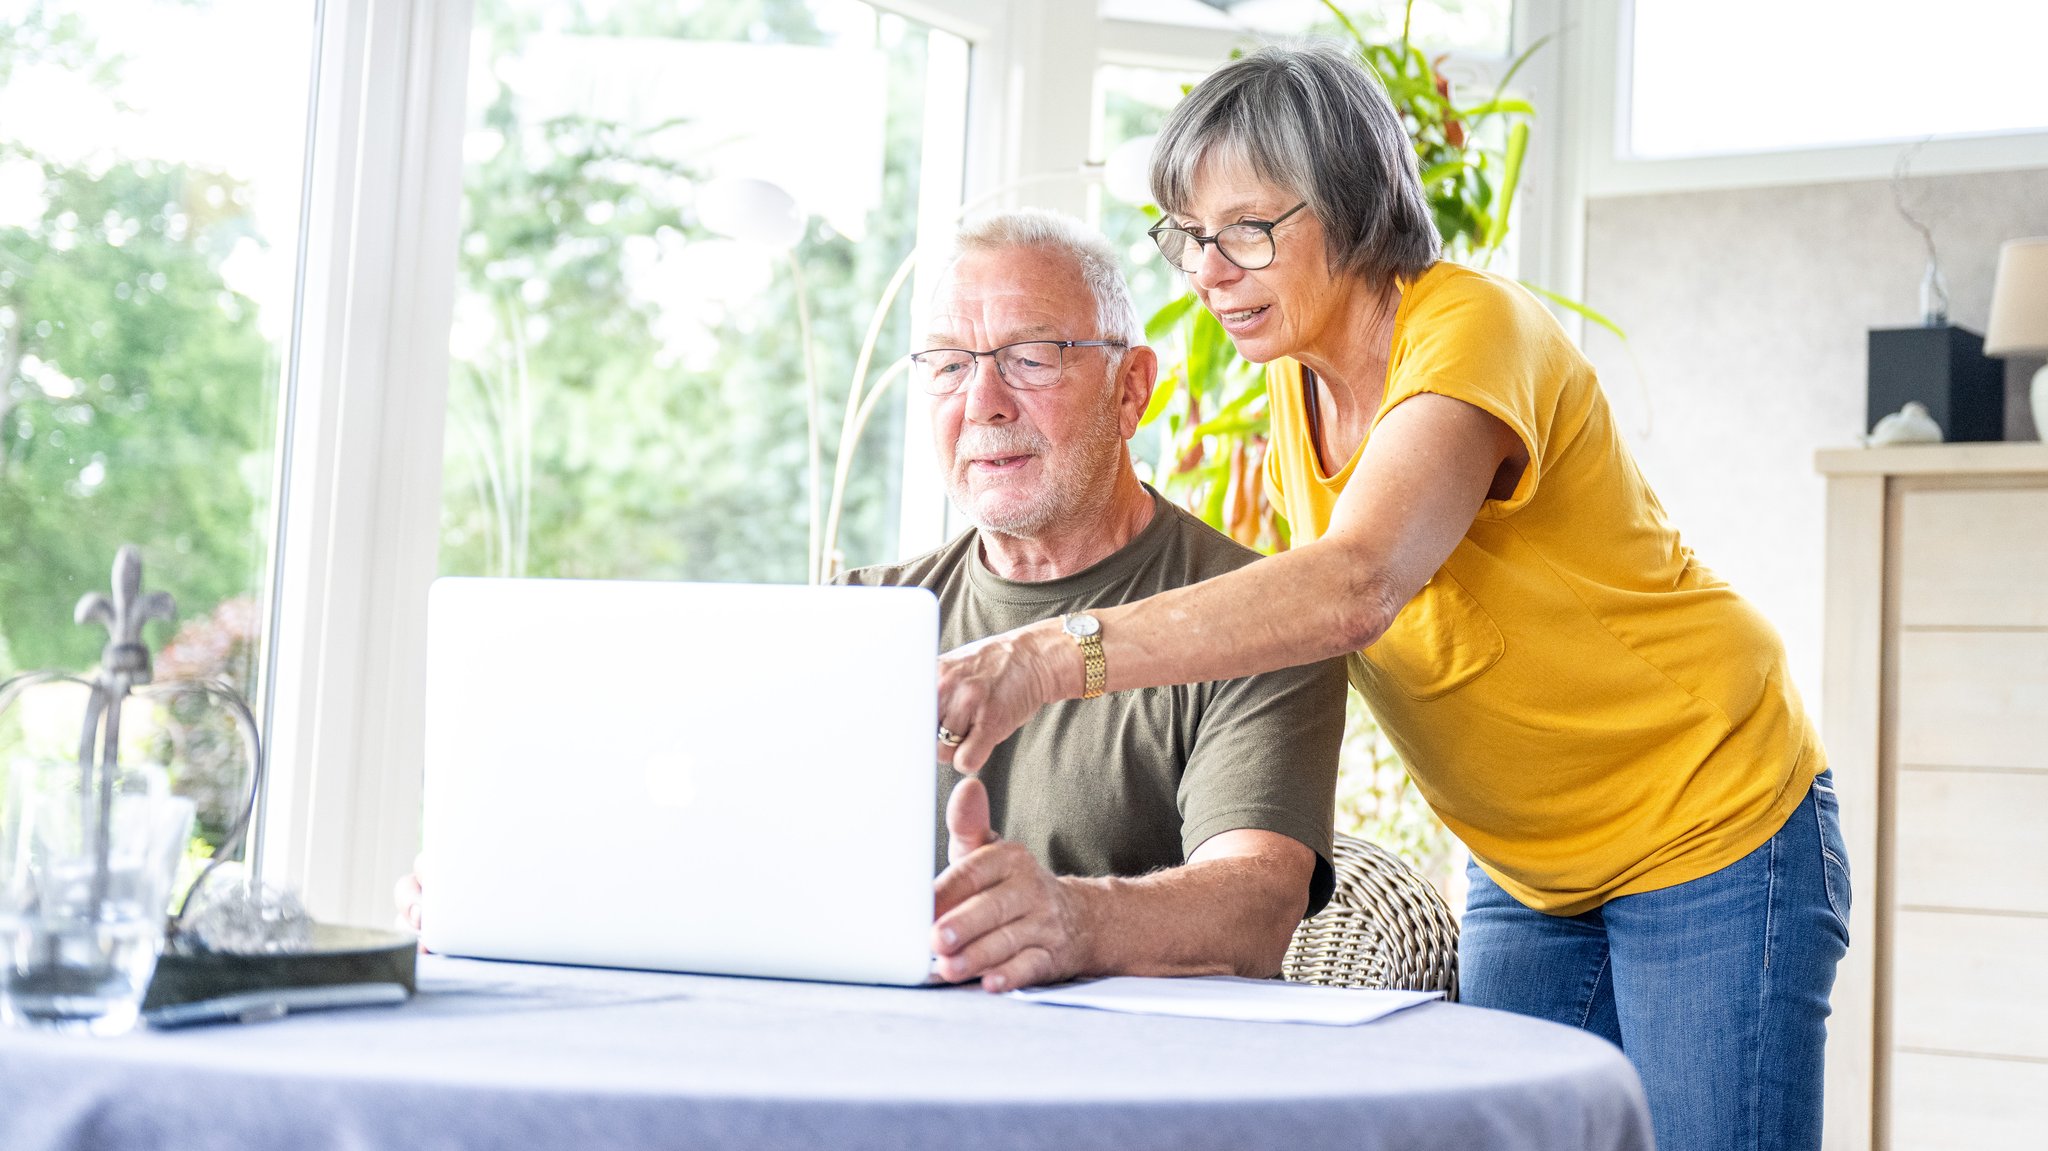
1811, 778, 1852, 939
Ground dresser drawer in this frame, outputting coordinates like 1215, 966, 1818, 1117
1896, 632, 2048, 771
1892, 911, 2048, 1059
1898, 486, 2048, 628
1891, 1051, 2048, 1151
1895, 771, 2048, 913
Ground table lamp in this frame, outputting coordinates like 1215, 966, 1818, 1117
1983, 236, 2048, 442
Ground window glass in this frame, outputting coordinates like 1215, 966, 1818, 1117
1629, 0, 2048, 158
1091, 65, 1205, 330
0, 0, 312, 860
442, 0, 965, 585
1103, 0, 1514, 57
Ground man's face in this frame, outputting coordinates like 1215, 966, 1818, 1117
925, 247, 1146, 538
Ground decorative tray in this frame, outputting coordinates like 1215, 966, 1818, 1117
142, 925, 418, 1027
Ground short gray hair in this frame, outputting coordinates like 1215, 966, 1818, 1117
944, 209, 1144, 346
1149, 41, 1440, 287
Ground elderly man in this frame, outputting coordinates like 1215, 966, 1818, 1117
835, 209, 1345, 993
399, 211, 1345, 991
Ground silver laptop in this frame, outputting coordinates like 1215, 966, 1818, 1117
422, 577, 941, 986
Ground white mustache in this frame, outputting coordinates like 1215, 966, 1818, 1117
955, 426, 1049, 460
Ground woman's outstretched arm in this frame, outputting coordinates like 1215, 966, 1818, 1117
936, 392, 1523, 773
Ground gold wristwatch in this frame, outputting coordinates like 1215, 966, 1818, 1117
1063, 612, 1106, 700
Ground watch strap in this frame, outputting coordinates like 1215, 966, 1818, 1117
1066, 615, 1106, 700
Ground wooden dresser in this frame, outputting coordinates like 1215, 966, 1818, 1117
1817, 443, 2048, 1151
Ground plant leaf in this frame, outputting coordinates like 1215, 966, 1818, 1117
1145, 292, 1197, 342
1192, 306, 1235, 393
1483, 122, 1528, 250
1202, 466, 1230, 523
1185, 309, 1217, 397
1191, 413, 1269, 439
1519, 280, 1628, 341
1317, 0, 1367, 49
1489, 32, 1554, 111
1138, 365, 1180, 428
1456, 97, 1535, 120
1418, 159, 1469, 186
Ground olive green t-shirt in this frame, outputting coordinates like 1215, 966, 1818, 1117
841, 488, 1347, 917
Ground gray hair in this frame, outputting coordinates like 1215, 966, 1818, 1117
1149, 41, 1440, 287
943, 209, 1144, 346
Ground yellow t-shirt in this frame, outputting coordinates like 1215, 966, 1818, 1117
1265, 261, 1823, 915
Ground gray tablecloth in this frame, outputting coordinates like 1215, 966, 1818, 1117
0, 956, 1652, 1151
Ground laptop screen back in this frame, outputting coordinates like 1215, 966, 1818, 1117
422, 577, 939, 985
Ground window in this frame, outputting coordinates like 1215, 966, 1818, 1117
1627, 0, 2048, 158
1090, 65, 1205, 327
0, 0, 316, 862
1103, 0, 1513, 57
440, 0, 969, 586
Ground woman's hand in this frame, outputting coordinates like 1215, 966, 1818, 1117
936, 620, 1072, 773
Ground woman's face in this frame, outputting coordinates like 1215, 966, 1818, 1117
1169, 151, 1358, 366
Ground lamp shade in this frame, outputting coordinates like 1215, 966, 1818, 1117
1983, 236, 2048, 355
695, 177, 804, 250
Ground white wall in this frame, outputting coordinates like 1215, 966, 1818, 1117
1577, 166, 2048, 714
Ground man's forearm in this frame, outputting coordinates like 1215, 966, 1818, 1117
1062, 854, 1310, 980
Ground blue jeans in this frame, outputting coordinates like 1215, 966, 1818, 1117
1460, 773, 1850, 1151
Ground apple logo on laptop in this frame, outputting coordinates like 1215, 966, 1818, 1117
643, 748, 698, 810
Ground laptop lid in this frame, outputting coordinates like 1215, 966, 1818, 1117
422, 577, 939, 986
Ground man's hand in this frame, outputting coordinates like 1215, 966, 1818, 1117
945, 772, 999, 865
932, 777, 1095, 992
394, 853, 428, 937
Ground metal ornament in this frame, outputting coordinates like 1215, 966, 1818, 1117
3, 547, 417, 1027
0, 546, 265, 938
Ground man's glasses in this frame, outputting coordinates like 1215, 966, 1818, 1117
1147, 202, 1308, 273
909, 339, 1126, 396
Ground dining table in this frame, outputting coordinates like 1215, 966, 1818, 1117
0, 954, 1654, 1150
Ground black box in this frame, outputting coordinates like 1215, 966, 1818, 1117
1867, 325, 2004, 442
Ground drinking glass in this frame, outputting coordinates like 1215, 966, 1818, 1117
0, 759, 195, 1035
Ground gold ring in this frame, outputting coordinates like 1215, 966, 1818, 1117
936, 725, 965, 747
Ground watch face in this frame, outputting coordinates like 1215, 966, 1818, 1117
1065, 613, 1101, 638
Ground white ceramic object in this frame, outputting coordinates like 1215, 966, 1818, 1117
1866, 400, 1945, 446
2030, 363, 2048, 443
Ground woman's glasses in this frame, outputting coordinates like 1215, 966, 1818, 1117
1147, 202, 1307, 273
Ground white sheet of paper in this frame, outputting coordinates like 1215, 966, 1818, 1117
1006, 976, 1443, 1026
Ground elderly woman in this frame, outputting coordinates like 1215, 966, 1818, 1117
935, 41, 1847, 1151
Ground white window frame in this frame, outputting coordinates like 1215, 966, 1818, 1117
260, 0, 473, 924
1503, 0, 1591, 332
